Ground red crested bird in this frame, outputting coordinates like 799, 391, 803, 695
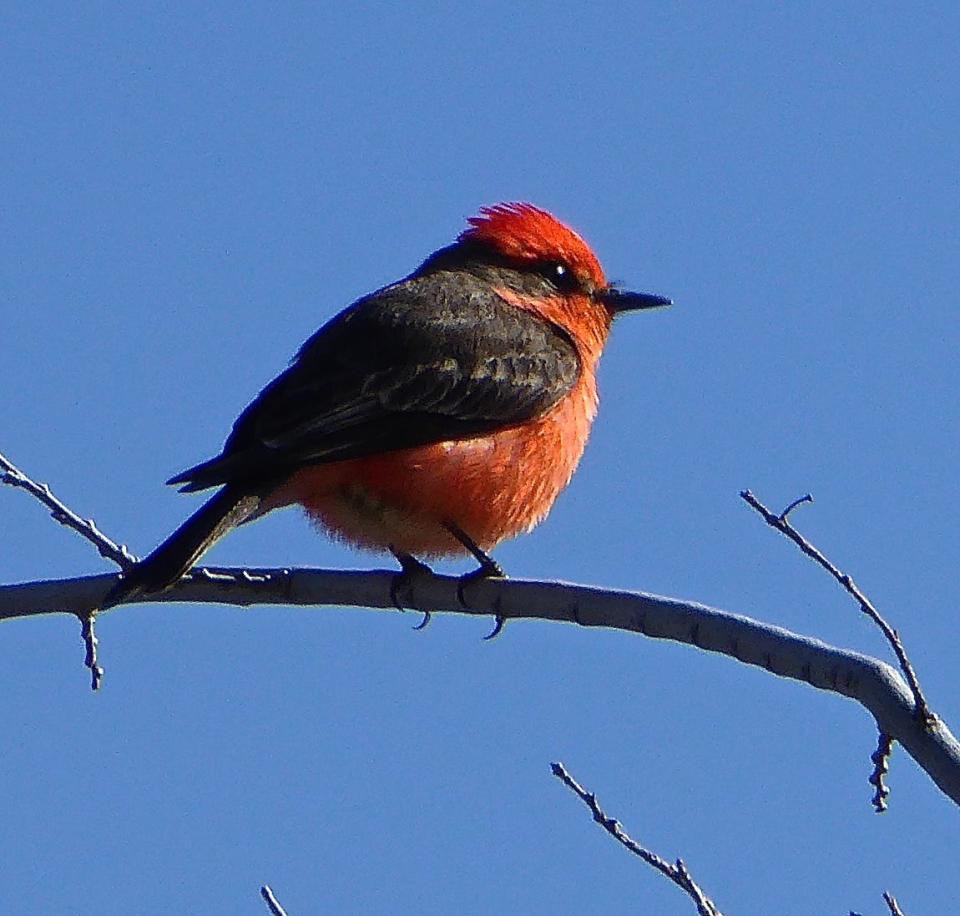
103, 203, 670, 609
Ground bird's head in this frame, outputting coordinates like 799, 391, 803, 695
419, 203, 670, 354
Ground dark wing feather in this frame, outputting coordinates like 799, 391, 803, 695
169, 270, 580, 492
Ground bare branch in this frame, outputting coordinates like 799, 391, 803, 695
551, 761, 722, 916
3, 567, 960, 807
1, 451, 136, 570
5, 458, 959, 809
740, 489, 932, 725
260, 885, 288, 916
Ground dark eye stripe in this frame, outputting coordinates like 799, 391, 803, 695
535, 260, 580, 293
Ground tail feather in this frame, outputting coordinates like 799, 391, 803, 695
102, 487, 262, 608
166, 456, 231, 492
166, 451, 264, 493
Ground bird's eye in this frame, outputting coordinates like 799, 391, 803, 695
538, 260, 579, 292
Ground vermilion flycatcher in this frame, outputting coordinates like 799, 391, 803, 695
104, 203, 669, 606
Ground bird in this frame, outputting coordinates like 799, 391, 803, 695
102, 203, 670, 610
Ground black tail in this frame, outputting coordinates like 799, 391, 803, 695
102, 487, 263, 608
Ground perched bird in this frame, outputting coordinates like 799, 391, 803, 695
104, 203, 670, 608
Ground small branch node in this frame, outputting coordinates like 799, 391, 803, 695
78, 611, 103, 691
869, 731, 895, 813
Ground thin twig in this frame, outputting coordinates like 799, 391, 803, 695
260, 884, 289, 916
79, 612, 103, 691
779, 493, 813, 519
1, 451, 136, 570
870, 732, 894, 813
740, 490, 932, 726
883, 890, 905, 915
551, 762, 722, 916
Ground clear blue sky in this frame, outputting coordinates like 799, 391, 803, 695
3, 4, 959, 914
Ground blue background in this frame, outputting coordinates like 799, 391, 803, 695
3, 4, 958, 914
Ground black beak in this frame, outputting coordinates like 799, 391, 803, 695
600, 288, 673, 313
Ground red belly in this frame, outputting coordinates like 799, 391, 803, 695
264, 380, 598, 557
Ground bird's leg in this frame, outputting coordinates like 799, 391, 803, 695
445, 522, 507, 638
389, 548, 434, 629
445, 521, 504, 578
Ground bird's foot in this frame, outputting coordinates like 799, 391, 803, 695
456, 558, 507, 639
390, 549, 435, 629
455, 557, 505, 604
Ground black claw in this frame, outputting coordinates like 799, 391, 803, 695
444, 520, 506, 607
483, 615, 506, 640
413, 610, 432, 631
